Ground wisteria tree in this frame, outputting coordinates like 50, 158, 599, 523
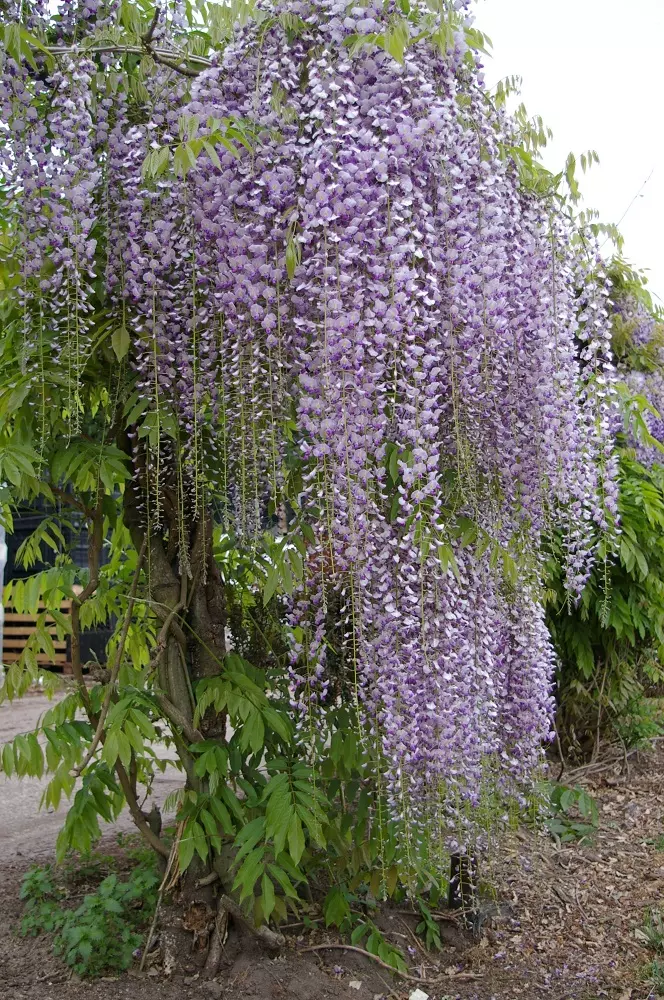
0, 0, 618, 976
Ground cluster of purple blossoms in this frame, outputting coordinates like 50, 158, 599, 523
2, 0, 619, 862
612, 291, 664, 466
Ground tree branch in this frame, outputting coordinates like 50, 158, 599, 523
70, 489, 105, 715
299, 945, 433, 983
139, 6, 200, 77
146, 600, 185, 675
115, 759, 170, 858
153, 690, 203, 745
48, 484, 91, 517
45, 42, 211, 73
141, 5, 160, 45
150, 51, 199, 78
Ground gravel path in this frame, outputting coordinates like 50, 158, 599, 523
0, 689, 183, 860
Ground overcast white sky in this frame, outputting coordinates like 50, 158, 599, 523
475, 0, 664, 305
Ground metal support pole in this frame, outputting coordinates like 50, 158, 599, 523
0, 524, 6, 685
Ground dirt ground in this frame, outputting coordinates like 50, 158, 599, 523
1, 692, 663, 1000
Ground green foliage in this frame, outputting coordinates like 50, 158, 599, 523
20, 857, 160, 978
142, 114, 259, 180
348, 918, 407, 973
642, 908, 664, 955
20, 865, 65, 934
546, 264, 664, 753
547, 452, 664, 751
322, 884, 407, 972
644, 957, 664, 991
541, 783, 598, 844
416, 898, 443, 952
342, 2, 491, 72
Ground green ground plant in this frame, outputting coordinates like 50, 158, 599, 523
20, 852, 160, 977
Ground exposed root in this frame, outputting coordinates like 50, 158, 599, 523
299, 943, 482, 984
203, 897, 229, 978
219, 894, 285, 952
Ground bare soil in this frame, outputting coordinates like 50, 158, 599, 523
1, 692, 663, 1000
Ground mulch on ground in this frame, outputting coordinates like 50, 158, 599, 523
2, 744, 664, 1000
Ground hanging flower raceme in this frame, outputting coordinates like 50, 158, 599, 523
612, 286, 664, 467
2, 0, 619, 871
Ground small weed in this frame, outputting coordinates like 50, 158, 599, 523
59, 849, 116, 883
322, 884, 407, 972
416, 897, 442, 952
349, 919, 407, 972
616, 696, 664, 749
642, 909, 664, 954
20, 865, 66, 935
643, 957, 664, 991
20, 853, 160, 977
543, 783, 599, 843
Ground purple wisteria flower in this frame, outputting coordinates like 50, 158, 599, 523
0, 0, 620, 866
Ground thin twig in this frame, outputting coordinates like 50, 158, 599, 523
150, 51, 199, 77
592, 660, 609, 764
299, 944, 429, 983
398, 917, 431, 965
141, 6, 160, 45
139, 9, 201, 79
145, 600, 185, 679
139, 837, 179, 973
49, 484, 91, 516
395, 908, 461, 925
555, 718, 567, 781
617, 727, 630, 780
73, 537, 148, 776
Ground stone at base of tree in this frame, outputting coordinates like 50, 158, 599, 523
202, 983, 223, 998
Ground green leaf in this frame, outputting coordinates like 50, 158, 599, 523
178, 830, 196, 873
202, 139, 222, 169
111, 326, 130, 361
324, 886, 350, 927
208, 796, 234, 835
116, 731, 132, 771
262, 706, 292, 743
261, 873, 275, 920
351, 921, 370, 945
1, 742, 14, 776
287, 812, 304, 865
232, 846, 265, 902
263, 564, 280, 606
102, 731, 119, 767
267, 863, 299, 900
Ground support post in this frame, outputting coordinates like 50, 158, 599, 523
448, 853, 478, 927
0, 524, 6, 685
